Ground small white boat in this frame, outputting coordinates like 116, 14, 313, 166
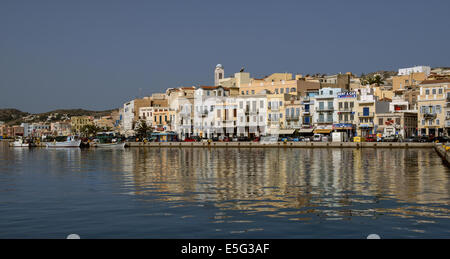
10, 138, 30, 147
46, 136, 81, 148
94, 142, 126, 148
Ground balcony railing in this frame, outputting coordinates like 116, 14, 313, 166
423, 113, 437, 119
316, 107, 334, 112
358, 122, 374, 127
286, 116, 299, 121
338, 107, 353, 112
317, 120, 333, 124
358, 112, 375, 117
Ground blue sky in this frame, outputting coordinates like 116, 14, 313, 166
1, 0, 449, 113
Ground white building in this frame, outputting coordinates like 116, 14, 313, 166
312, 88, 343, 134
236, 91, 268, 137
398, 66, 431, 77
122, 100, 135, 136
193, 86, 234, 138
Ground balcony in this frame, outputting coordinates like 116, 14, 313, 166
316, 107, 334, 112
317, 120, 333, 124
286, 116, 299, 121
358, 122, 374, 128
358, 112, 374, 117
338, 107, 353, 112
200, 110, 209, 117
268, 106, 280, 111
423, 113, 437, 119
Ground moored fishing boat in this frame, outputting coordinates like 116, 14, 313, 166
9, 138, 30, 147
93, 142, 126, 148
46, 136, 81, 148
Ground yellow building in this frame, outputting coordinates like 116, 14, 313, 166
71, 116, 93, 133
417, 79, 450, 136
355, 89, 376, 137
239, 73, 299, 97
392, 72, 427, 90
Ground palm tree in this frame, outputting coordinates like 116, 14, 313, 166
135, 120, 152, 139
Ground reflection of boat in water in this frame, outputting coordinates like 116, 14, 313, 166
9, 138, 30, 147
94, 142, 126, 148
46, 136, 81, 148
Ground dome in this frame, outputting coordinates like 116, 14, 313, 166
216, 64, 223, 68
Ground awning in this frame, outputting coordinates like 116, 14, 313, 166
277, 129, 295, 135
314, 129, 333, 134
299, 128, 314, 133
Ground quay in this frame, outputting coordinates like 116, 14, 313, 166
125, 141, 435, 148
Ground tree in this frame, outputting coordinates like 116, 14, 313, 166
80, 124, 101, 137
360, 74, 384, 86
135, 120, 152, 138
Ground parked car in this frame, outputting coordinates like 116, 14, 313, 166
312, 134, 322, 142
252, 137, 260, 142
404, 136, 420, 142
183, 137, 196, 142
382, 136, 399, 142
366, 135, 377, 142
433, 136, 450, 143
238, 136, 250, 142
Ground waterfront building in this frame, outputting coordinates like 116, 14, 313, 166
50, 121, 72, 136
214, 64, 252, 88
139, 106, 174, 132
283, 96, 302, 130
193, 85, 234, 138
312, 88, 342, 135
375, 112, 418, 138
398, 66, 431, 77
392, 71, 427, 91
94, 116, 115, 131
70, 116, 93, 134
417, 79, 450, 136
166, 87, 196, 139
267, 92, 294, 134
355, 87, 376, 137
122, 96, 164, 136
297, 93, 317, 136
21, 122, 51, 137
236, 91, 268, 138
334, 91, 357, 140
239, 73, 299, 97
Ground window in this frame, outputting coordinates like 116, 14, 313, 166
422, 120, 425, 125
432, 89, 436, 95
280, 88, 284, 94
241, 91, 244, 95
286, 109, 290, 117
439, 88, 443, 94
379, 118, 383, 125
286, 88, 289, 93
260, 100, 264, 108
395, 118, 400, 124
239, 101, 243, 109
425, 89, 430, 95
251, 90, 255, 95
275, 88, 279, 94
339, 102, 343, 109
437, 119, 440, 125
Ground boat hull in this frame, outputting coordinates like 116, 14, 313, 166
46, 140, 81, 148
10, 143, 30, 147
94, 142, 126, 148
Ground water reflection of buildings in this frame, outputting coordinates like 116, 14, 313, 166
121, 147, 450, 220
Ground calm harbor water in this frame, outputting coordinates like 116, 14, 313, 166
0, 142, 449, 238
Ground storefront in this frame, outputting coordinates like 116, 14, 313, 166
332, 123, 355, 141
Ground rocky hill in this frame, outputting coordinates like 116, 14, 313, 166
0, 108, 117, 126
